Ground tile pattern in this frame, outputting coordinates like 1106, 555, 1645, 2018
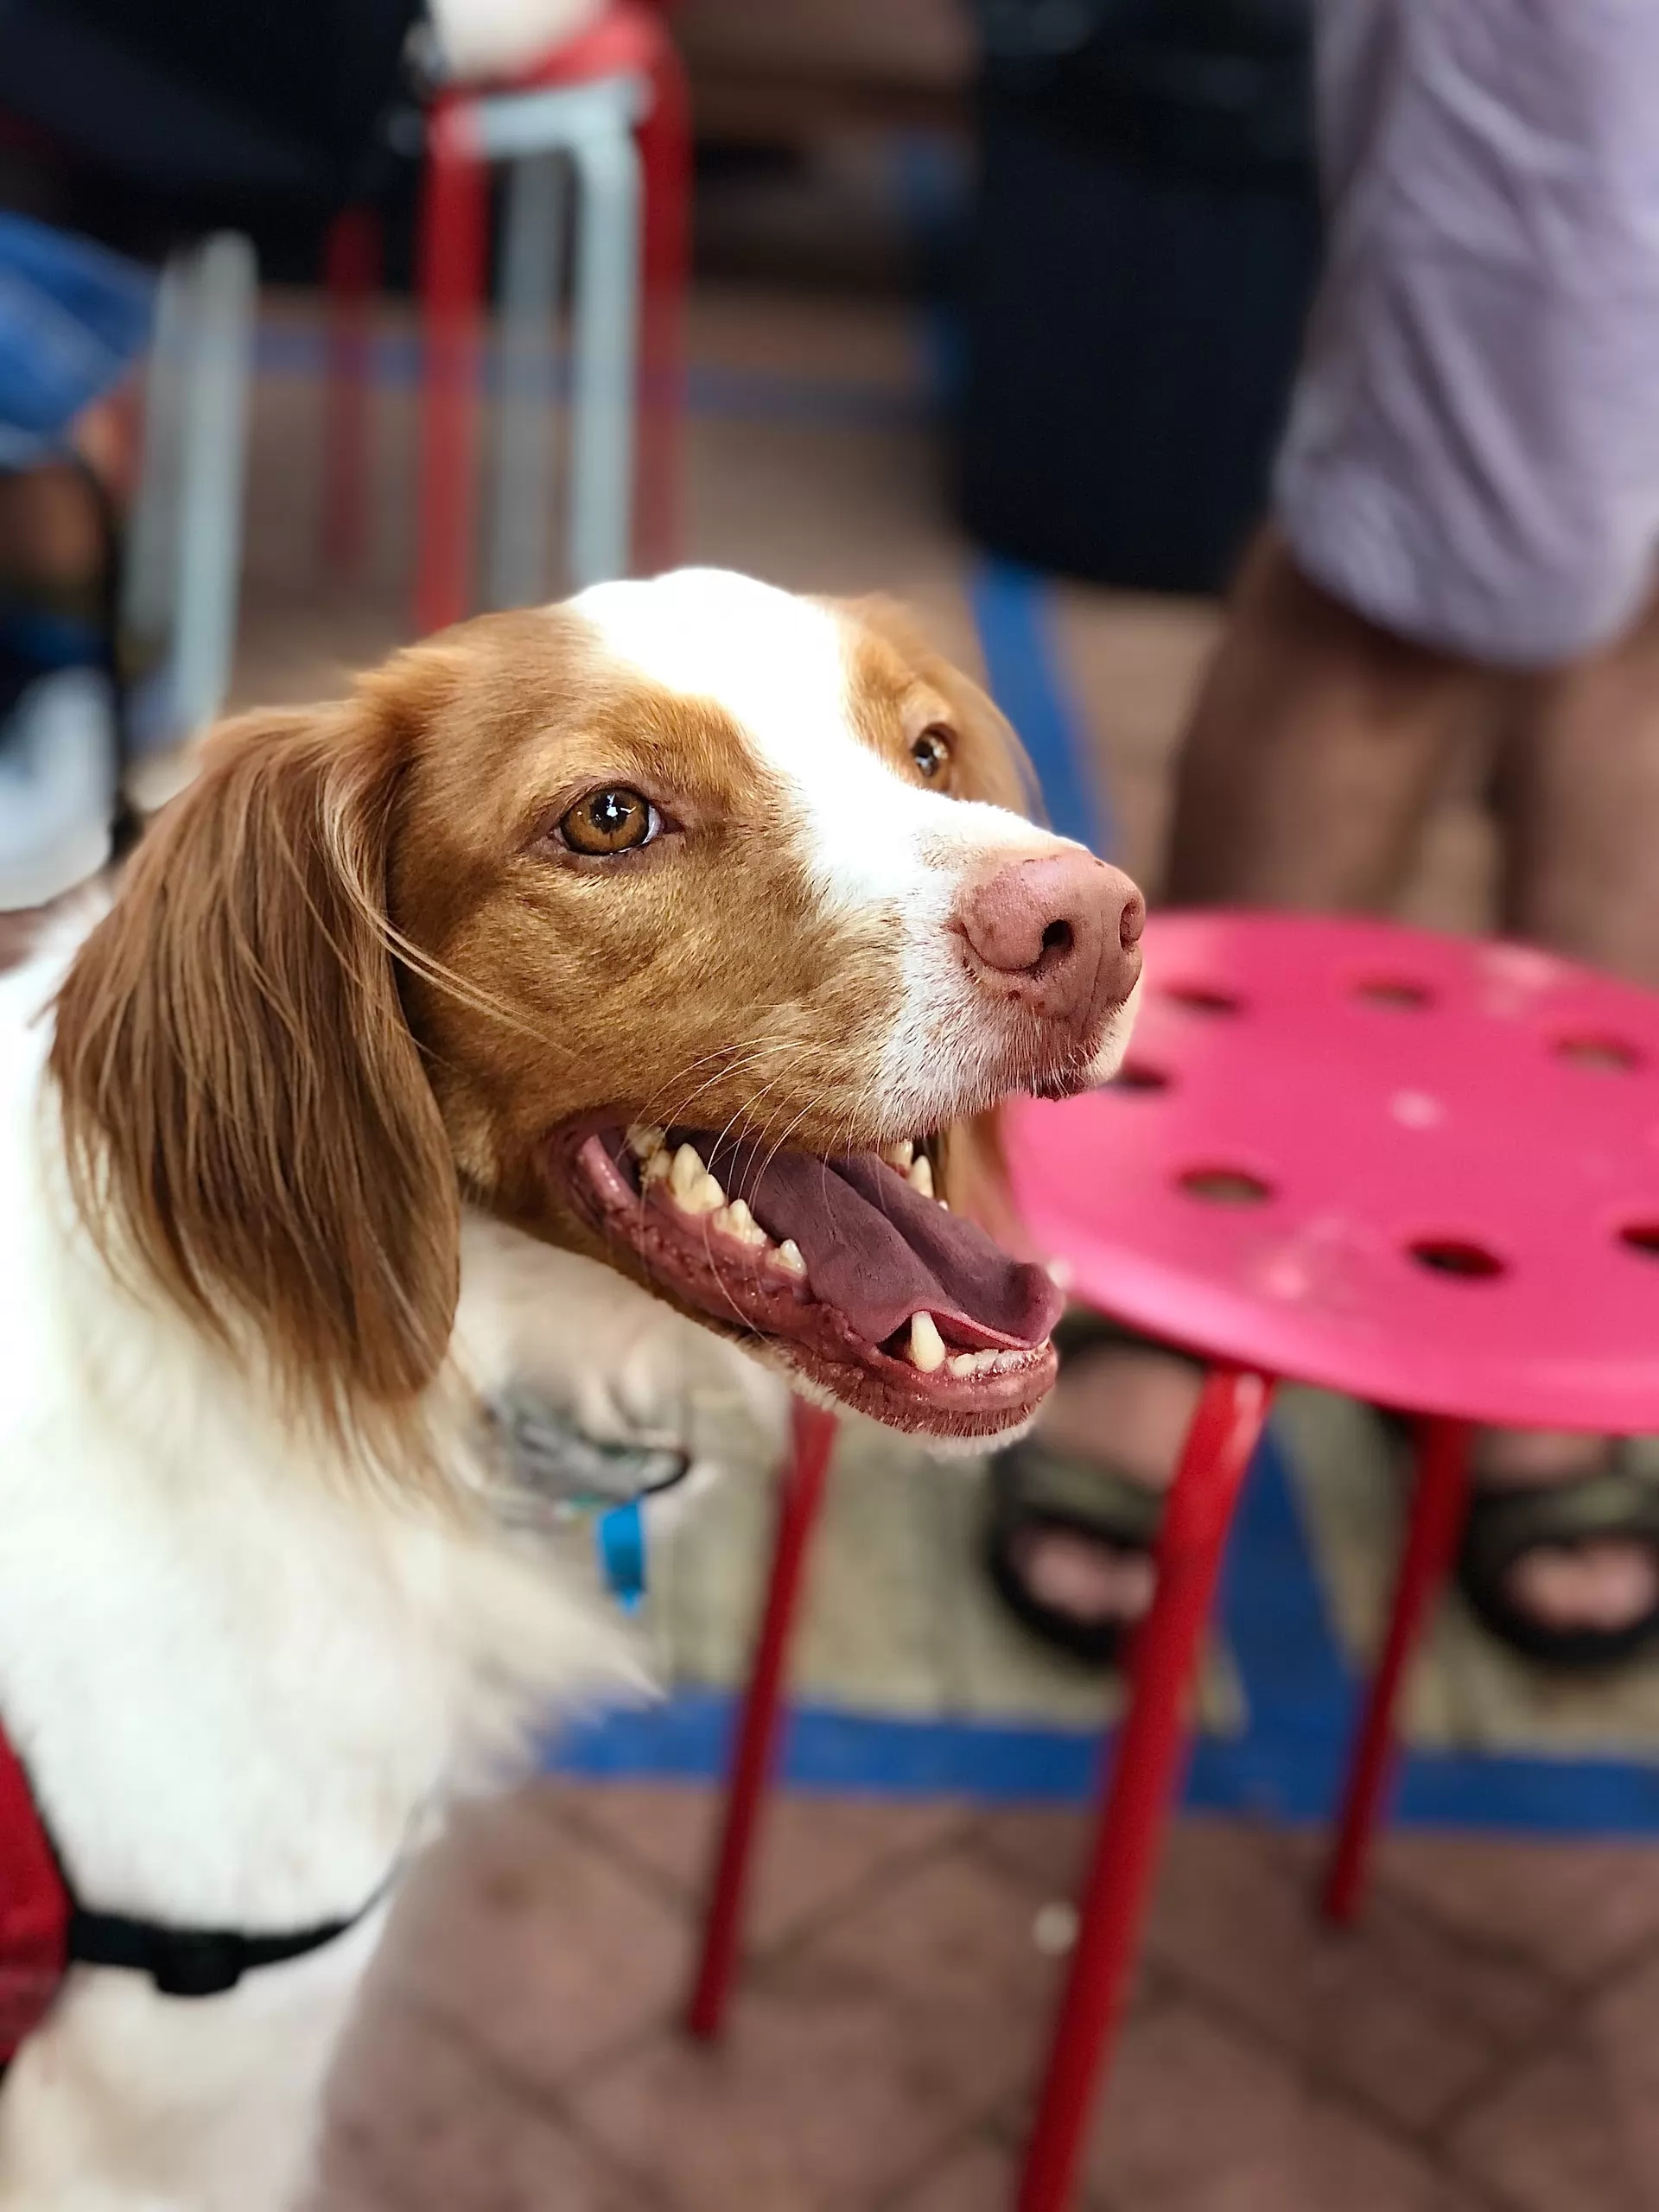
316, 1783, 1659, 2211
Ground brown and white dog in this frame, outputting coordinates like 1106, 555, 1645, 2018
0, 569, 1141, 2209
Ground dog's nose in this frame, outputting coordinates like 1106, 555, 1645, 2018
955, 850, 1144, 1038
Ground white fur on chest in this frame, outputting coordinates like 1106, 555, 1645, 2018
0, 936, 689, 1936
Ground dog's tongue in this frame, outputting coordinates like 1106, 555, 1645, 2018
701, 1135, 1062, 1351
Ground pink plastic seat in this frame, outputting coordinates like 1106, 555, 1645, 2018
685, 913, 1659, 2210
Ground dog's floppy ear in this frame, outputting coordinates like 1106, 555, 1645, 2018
51, 699, 460, 1462
835, 594, 1042, 819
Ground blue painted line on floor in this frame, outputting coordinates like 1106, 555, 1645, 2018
548, 1424, 1659, 1836
969, 557, 1109, 853
549, 1689, 1659, 1836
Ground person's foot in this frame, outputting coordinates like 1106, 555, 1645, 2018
1468, 1428, 1659, 1635
995, 1338, 1201, 1645
993, 1338, 1659, 1660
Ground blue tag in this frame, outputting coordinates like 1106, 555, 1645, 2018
596, 1498, 646, 1611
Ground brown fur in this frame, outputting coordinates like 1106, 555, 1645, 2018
50, 692, 461, 1465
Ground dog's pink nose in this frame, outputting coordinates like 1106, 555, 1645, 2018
955, 850, 1144, 1038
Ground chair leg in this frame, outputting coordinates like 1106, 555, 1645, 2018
633, 24, 690, 574
1016, 1367, 1274, 2212
1322, 1414, 1472, 1926
684, 1398, 837, 2041
167, 234, 256, 746
415, 97, 488, 636
568, 105, 641, 588
486, 151, 565, 611
321, 206, 382, 579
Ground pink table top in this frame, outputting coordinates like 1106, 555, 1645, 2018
1005, 912, 1659, 1432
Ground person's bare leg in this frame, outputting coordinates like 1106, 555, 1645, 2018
1499, 576, 1659, 988
1004, 528, 1499, 1643
1165, 525, 1492, 907
1467, 579, 1659, 1630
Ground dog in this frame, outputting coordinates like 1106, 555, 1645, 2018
0, 568, 1142, 2209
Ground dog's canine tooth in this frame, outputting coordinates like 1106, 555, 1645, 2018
908, 1311, 946, 1372
688, 1171, 725, 1217
774, 1237, 809, 1279
907, 1154, 934, 1199
626, 1124, 666, 1161
669, 1142, 706, 1202
882, 1140, 915, 1172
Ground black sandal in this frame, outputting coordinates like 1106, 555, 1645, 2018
983, 1314, 1197, 1668
1454, 1450, 1659, 1672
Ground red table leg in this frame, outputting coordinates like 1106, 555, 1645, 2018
1016, 1366, 1274, 2212
685, 1397, 837, 2041
1322, 1414, 1472, 1926
321, 205, 383, 577
414, 96, 488, 637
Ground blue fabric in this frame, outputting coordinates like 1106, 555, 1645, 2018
597, 1501, 647, 1612
0, 215, 152, 464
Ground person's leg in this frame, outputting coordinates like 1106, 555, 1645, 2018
992, 528, 1503, 1650
1498, 574, 1659, 990
996, 545, 1659, 1658
1164, 524, 1493, 908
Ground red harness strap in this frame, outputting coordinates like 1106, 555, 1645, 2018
0, 1721, 68, 2062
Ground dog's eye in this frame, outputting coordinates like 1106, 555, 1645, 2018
557, 787, 658, 856
911, 725, 952, 782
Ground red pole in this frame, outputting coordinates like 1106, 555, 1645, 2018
1322, 1414, 1472, 1925
321, 205, 383, 577
1016, 1367, 1274, 2212
685, 1398, 836, 2040
414, 97, 488, 635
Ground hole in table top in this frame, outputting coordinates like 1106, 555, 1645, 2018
1354, 976, 1434, 1010
1179, 1166, 1272, 1206
1618, 1222, 1659, 1260
1408, 1237, 1504, 1281
1555, 1033, 1643, 1074
1112, 1060, 1170, 1094
1163, 983, 1243, 1016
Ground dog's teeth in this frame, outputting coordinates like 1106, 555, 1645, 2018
626, 1123, 665, 1161
669, 1142, 706, 1202
992, 1349, 1025, 1372
907, 1155, 935, 1199
689, 1172, 725, 1217
883, 1140, 915, 1172
946, 1352, 978, 1378
907, 1311, 946, 1372
642, 1146, 672, 1185
774, 1237, 809, 1279
716, 1198, 768, 1248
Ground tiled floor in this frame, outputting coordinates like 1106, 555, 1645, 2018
315, 1779, 1659, 2210
123, 281, 1659, 2206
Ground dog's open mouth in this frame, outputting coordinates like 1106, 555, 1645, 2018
563, 1123, 1062, 1437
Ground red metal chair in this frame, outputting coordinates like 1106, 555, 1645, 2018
684, 911, 1659, 2209
321, 0, 689, 628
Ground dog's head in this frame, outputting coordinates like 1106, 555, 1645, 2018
52, 571, 1141, 1457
